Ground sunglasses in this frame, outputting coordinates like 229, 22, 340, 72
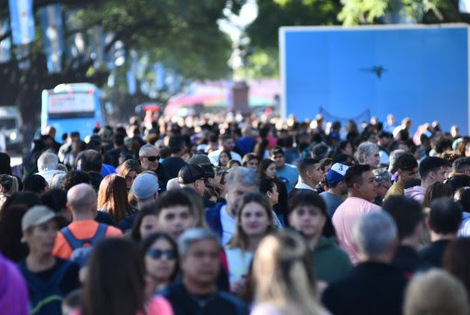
147, 249, 176, 260
145, 156, 160, 162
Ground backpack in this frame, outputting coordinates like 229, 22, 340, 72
60, 224, 107, 267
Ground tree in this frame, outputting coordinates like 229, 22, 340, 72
247, 0, 341, 49
0, 0, 243, 133
243, 0, 469, 78
338, 0, 466, 25
243, 0, 341, 78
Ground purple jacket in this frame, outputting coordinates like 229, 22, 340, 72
0, 253, 29, 315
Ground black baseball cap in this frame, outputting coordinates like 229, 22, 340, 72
178, 164, 205, 184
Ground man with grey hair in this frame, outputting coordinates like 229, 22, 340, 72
388, 149, 406, 174
373, 168, 392, 206
205, 167, 259, 245
37, 150, 62, 186
138, 144, 167, 191
52, 183, 122, 260
322, 211, 408, 315
163, 228, 249, 315
352, 212, 398, 262
355, 142, 380, 169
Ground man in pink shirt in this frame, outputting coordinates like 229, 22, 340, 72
404, 157, 447, 204
332, 164, 381, 264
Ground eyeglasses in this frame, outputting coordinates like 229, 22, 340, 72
147, 249, 176, 260
145, 156, 160, 162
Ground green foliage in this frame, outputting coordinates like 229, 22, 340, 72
247, 0, 342, 49
243, 0, 465, 80
0, 0, 242, 125
338, 0, 462, 25
255, 0, 463, 29
241, 48, 279, 78
74, 0, 233, 80
244, 0, 341, 79
338, 0, 388, 25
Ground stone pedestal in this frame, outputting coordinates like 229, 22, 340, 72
231, 81, 249, 114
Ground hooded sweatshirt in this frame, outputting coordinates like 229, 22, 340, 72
312, 236, 352, 283
404, 185, 426, 204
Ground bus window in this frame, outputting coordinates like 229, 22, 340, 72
47, 92, 95, 119
41, 83, 105, 142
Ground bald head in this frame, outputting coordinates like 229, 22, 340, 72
67, 183, 97, 218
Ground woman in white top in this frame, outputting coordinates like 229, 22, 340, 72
225, 193, 274, 295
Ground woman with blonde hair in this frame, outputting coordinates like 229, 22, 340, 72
97, 174, 137, 231
404, 269, 469, 315
251, 230, 322, 315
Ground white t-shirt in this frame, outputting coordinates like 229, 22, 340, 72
220, 205, 236, 246
224, 247, 253, 287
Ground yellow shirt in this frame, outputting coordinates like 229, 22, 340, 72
384, 181, 404, 200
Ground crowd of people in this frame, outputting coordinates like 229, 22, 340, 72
1, 111, 470, 314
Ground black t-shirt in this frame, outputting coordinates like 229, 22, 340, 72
419, 239, 451, 268
163, 282, 249, 315
155, 165, 169, 193
161, 157, 187, 180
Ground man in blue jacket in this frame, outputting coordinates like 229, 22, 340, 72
205, 167, 259, 245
